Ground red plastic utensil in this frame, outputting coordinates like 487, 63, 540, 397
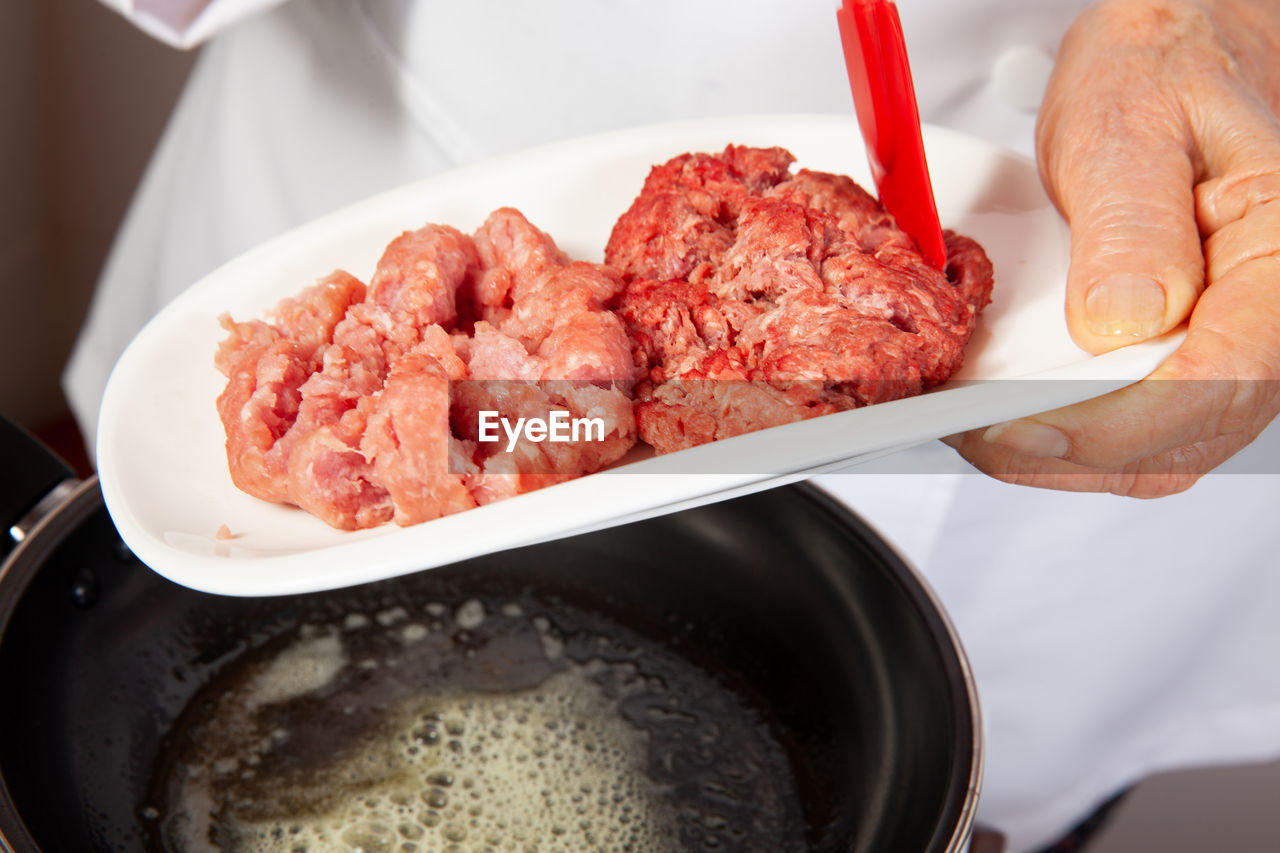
837, 0, 947, 269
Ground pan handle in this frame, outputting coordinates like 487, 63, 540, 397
0, 416, 77, 561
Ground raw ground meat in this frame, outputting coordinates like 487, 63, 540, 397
605, 145, 994, 453
216, 209, 637, 530
217, 145, 994, 530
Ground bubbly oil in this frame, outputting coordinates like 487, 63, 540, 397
146, 597, 806, 853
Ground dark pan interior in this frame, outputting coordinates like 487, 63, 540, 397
0, 481, 974, 852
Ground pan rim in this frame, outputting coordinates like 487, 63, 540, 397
808, 481, 984, 853
0, 476, 103, 853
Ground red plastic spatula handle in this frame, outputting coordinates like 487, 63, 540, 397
837, 0, 947, 269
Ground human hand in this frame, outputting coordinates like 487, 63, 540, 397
948, 0, 1280, 497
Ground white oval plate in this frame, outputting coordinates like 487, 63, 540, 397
96, 114, 1183, 596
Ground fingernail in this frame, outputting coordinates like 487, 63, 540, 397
984, 420, 1070, 458
1084, 275, 1166, 337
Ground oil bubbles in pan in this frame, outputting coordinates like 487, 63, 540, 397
144, 594, 807, 853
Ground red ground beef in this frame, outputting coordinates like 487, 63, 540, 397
605, 145, 993, 453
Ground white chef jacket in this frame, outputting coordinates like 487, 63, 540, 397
71, 2, 1280, 851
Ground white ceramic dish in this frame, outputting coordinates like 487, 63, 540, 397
96, 114, 1183, 596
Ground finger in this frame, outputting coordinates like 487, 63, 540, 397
1039, 99, 1204, 355
980, 366, 1237, 471
1192, 78, 1280, 239
1195, 145, 1280, 373
1194, 103, 1280, 277
947, 423, 1254, 498
1204, 197, 1280, 284
971, 247, 1280, 483
1034, 6, 1211, 356
1197, 173, 1280, 236
975, 332, 1279, 477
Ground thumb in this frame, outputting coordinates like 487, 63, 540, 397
1046, 126, 1204, 355
1035, 10, 1206, 358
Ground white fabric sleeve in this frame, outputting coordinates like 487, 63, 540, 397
96, 0, 291, 48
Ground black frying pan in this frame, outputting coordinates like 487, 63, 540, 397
0, 418, 979, 852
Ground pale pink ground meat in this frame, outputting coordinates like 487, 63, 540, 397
216, 209, 637, 530
605, 145, 994, 454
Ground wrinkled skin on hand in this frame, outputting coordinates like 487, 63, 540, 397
949, 0, 1280, 497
